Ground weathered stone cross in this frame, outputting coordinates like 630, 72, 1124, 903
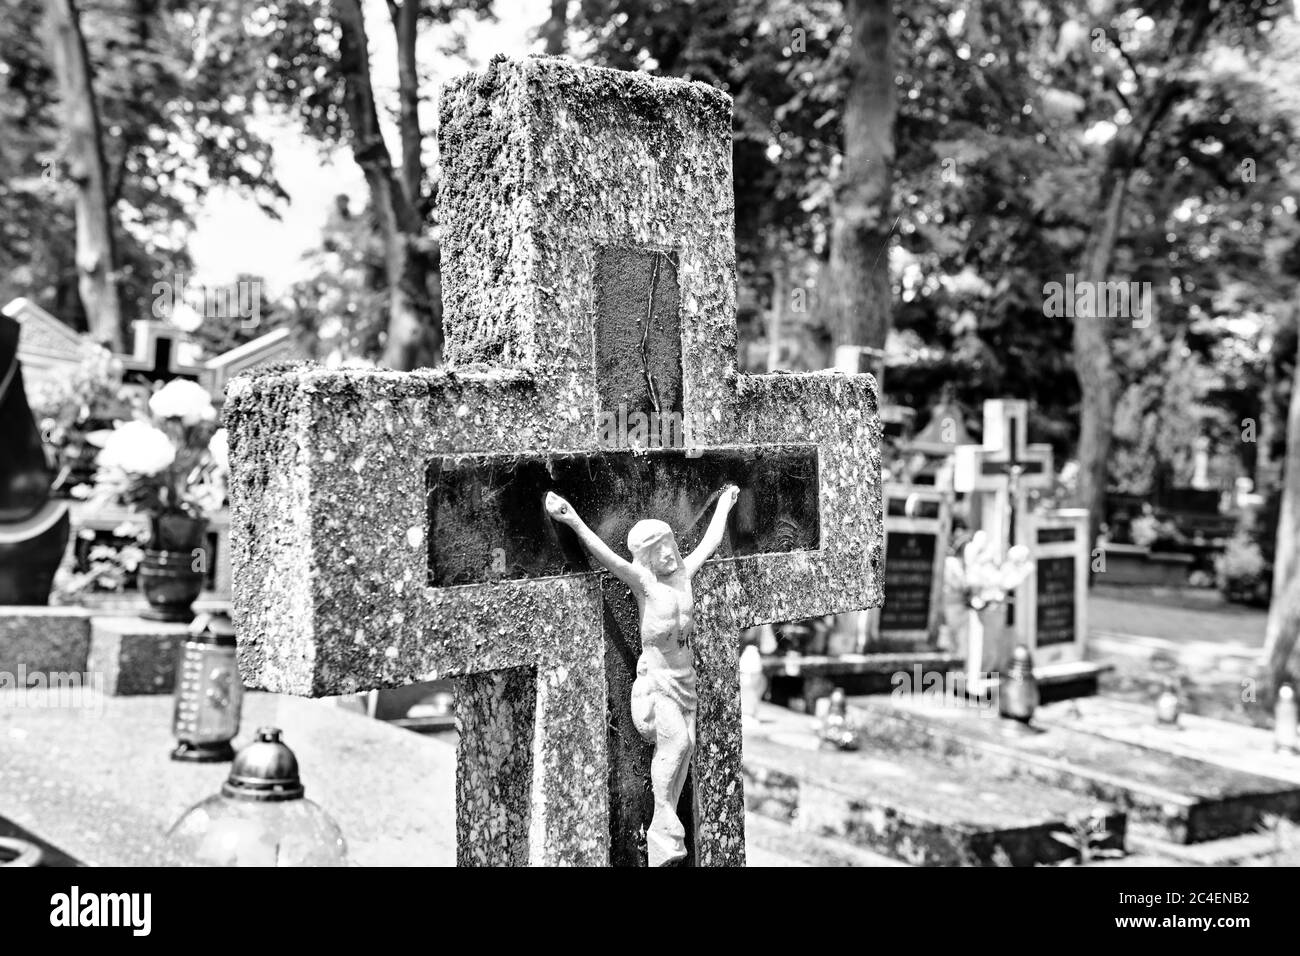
226, 57, 882, 867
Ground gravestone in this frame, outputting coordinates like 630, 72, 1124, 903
1025, 510, 1088, 658
3, 297, 96, 394
226, 56, 883, 867
952, 399, 1052, 680
1019, 508, 1101, 697
868, 483, 951, 649
896, 393, 970, 488
201, 327, 299, 399
119, 319, 205, 388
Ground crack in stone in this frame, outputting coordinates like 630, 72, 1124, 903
640, 252, 663, 417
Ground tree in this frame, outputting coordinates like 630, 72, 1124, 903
42, 0, 123, 349
1265, 309, 1300, 702
1040, 0, 1290, 542
333, 0, 439, 370
251, 0, 493, 369
541, 0, 567, 55
827, 0, 893, 381
2, 0, 286, 336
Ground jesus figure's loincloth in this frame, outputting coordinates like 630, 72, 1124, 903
631, 648, 696, 743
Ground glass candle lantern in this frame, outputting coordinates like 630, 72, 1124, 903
1277, 685, 1298, 755
168, 727, 347, 867
998, 644, 1039, 723
171, 612, 242, 762
1155, 680, 1181, 726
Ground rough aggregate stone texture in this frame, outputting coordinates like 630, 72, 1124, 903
0, 607, 90, 676
88, 616, 188, 696
226, 56, 883, 867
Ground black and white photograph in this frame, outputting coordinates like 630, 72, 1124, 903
0, 0, 1295, 928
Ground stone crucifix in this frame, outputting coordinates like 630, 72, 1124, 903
545, 484, 738, 865
227, 56, 883, 867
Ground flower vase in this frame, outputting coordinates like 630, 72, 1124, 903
962, 603, 1012, 684
140, 514, 208, 622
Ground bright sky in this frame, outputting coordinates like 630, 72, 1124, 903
189, 0, 548, 298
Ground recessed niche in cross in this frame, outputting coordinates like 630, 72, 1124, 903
227, 57, 883, 868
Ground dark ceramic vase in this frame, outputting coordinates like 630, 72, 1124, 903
139, 536, 206, 623
152, 513, 208, 552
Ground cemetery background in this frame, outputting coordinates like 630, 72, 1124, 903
2, 0, 1300, 868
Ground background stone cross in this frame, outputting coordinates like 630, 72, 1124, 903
227, 56, 882, 867
954, 398, 1054, 554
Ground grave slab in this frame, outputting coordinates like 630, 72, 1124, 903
743, 703, 1125, 866
88, 616, 189, 696
762, 651, 964, 709
1036, 696, 1300, 785
0, 690, 456, 866
0, 606, 91, 675
744, 811, 909, 867
851, 694, 1300, 844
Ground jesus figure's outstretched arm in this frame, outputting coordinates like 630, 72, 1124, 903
684, 484, 740, 578
545, 492, 645, 592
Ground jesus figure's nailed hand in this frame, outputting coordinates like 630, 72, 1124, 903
544, 491, 576, 525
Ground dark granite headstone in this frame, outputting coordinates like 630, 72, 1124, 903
879, 531, 937, 634
1035, 556, 1076, 648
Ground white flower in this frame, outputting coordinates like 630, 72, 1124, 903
98, 421, 176, 475
208, 428, 229, 471
149, 379, 215, 425
170, 300, 205, 333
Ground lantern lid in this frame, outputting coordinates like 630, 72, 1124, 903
222, 727, 305, 802
1008, 644, 1035, 676
188, 611, 237, 647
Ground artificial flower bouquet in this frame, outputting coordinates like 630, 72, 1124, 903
90, 378, 229, 552
944, 530, 1034, 610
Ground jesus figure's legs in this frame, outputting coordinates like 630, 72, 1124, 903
647, 699, 694, 866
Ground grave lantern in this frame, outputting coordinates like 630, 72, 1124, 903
168, 727, 347, 867
170, 612, 242, 761
998, 645, 1039, 723
1276, 685, 1298, 755
1155, 679, 1181, 726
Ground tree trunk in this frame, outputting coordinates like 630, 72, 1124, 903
767, 265, 785, 372
542, 0, 567, 55
1072, 173, 1128, 548
43, 0, 123, 350
1263, 324, 1300, 705
387, 0, 424, 211
334, 0, 440, 370
827, 0, 894, 383
1257, 349, 1278, 492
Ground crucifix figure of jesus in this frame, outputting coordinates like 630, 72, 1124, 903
545, 484, 740, 866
